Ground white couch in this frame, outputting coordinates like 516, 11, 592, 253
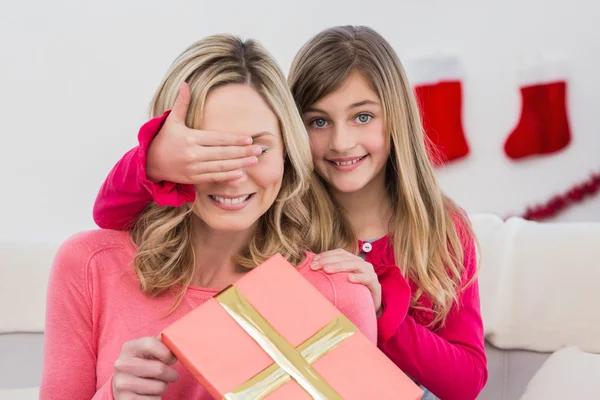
1, 214, 600, 399
473, 214, 600, 399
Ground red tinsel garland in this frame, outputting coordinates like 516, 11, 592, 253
514, 171, 600, 221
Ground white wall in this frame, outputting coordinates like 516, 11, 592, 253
1, 0, 599, 243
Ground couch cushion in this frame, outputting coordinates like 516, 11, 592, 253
479, 342, 550, 400
0, 242, 58, 333
0, 333, 44, 390
520, 346, 600, 399
468, 214, 507, 336
0, 388, 39, 400
470, 215, 600, 353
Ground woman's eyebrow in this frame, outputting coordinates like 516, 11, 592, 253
251, 131, 275, 140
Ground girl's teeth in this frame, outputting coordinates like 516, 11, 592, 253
334, 157, 363, 166
211, 195, 250, 205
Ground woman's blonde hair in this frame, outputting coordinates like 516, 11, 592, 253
289, 25, 477, 327
131, 35, 336, 308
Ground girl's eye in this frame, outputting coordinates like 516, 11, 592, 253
355, 114, 373, 124
260, 147, 268, 155
310, 118, 328, 128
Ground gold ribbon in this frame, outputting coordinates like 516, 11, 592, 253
216, 286, 357, 400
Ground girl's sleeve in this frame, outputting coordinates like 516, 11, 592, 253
93, 111, 195, 230
375, 226, 488, 400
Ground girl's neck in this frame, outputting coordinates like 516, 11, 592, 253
332, 168, 391, 241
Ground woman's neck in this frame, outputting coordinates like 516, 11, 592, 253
189, 218, 254, 290
332, 168, 391, 241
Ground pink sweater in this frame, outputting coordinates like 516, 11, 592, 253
91, 113, 488, 399
40, 229, 377, 400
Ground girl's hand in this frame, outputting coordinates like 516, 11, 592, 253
311, 249, 382, 316
112, 336, 179, 399
147, 82, 263, 185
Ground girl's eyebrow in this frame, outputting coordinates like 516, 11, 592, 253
347, 99, 380, 110
304, 106, 327, 114
304, 99, 380, 114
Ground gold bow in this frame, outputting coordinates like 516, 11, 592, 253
216, 286, 357, 399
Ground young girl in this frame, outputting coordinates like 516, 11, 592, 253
92, 26, 487, 399
40, 34, 377, 400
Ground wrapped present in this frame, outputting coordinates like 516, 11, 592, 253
162, 254, 423, 399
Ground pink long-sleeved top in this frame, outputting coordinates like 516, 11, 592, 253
40, 229, 377, 399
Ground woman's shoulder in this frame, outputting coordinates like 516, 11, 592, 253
298, 251, 374, 309
58, 229, 134, 256
53, 229, 135, 276
296, 251, 377, 342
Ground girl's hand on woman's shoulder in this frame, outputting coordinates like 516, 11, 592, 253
311, 249, 382, 316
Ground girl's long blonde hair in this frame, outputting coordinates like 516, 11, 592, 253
289, 25, 477, 327
131, 35, 336, 308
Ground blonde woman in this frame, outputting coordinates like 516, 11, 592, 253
91, 26, 487, 400
40, 35, 377, 400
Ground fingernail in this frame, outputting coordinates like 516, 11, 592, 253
310, 261, 319, 269
313, 255, 320, 261
324, 266, 332, 272
243, 137, 253, 144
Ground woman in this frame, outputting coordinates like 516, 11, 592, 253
40, 34, 377, 400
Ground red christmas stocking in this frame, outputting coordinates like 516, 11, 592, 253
504, 68, 572, 159
406, 57, 470, 167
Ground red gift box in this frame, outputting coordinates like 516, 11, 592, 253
162, 254, 423, 399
